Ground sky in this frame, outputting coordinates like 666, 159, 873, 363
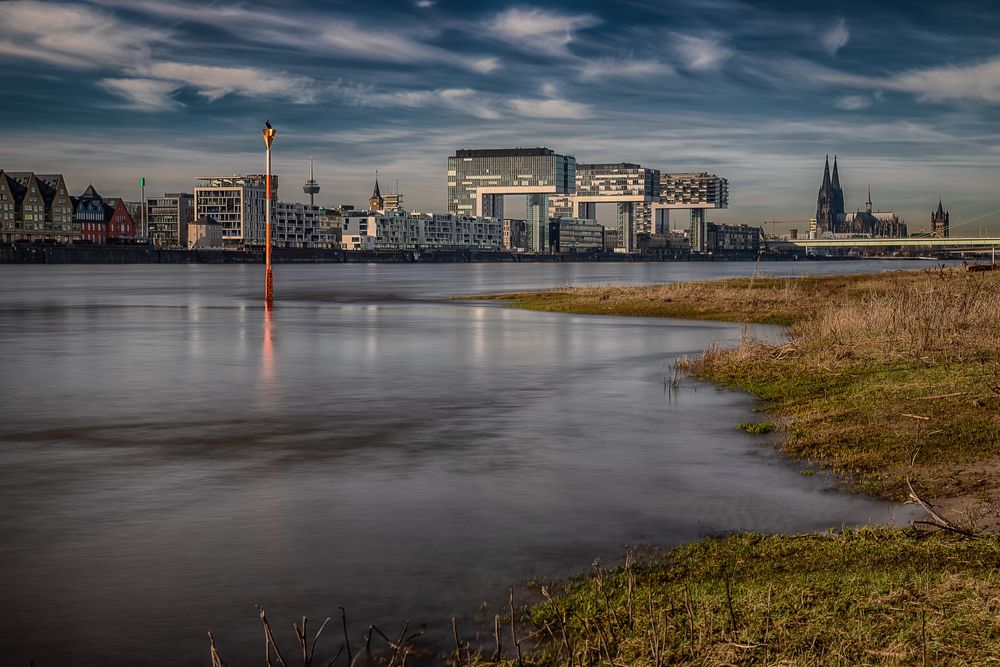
2, 0, 999, 233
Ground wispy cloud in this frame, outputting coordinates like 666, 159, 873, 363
835, 94, 872, 110
674, 34, 734, 71
754, 53, 1000, 106
0, 1, 163, 68
509, 98, 591, 119
885, 56, 1000, 104
348, 86, 502, 120
822, 18, 850, 56
99, 78, 182, 110
140, 63, 317, 104
579, 58, 673, 80
490, 7, 601, 56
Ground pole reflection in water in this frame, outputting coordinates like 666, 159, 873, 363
259, 306, 275, 403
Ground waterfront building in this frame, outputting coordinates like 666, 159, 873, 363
273, 201, 333, 248
568, 163, 660, 253
931, 200, 950, 238
636, 231, 690, 254
705, 222, 761, 254
548, 218, 605, 253
0, 170, 75, 244
104, 198, 137, 241
318, 204, 354, 249
194, 175, 277, 249
342, 210, 501, 251
71, 186, 134, 244
503, 218, 526, 251
659, 172, 730, 208
447, 147, 576, 252
74, 184, 109, 244
146, 193, 194, 248
653, 172, 729, 253
188, 216, 224, 249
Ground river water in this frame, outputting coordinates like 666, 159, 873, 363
0, 260, 935, 666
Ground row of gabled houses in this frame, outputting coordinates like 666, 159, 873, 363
0, 171, 137, 245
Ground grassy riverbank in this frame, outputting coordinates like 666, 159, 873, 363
472, 527, 1000, 666
454, 267, 1000, 664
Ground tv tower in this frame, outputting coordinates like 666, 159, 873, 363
303, 155, 320, 206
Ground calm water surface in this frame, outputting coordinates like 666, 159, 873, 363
0, 261, 937, 666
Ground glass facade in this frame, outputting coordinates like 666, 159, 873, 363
447, 148, 576, 251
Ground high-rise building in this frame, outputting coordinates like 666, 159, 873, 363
0, 171, 76, 244
447, 148, 576, 252
573, 163, 659, 252
194, 175, 277, 248
931, 200, 950, 238
147, 193, 194, 248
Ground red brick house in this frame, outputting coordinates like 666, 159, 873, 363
105, 198, 136, 241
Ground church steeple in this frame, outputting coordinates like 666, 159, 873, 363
831, 156, 844, 219
866, 184, 872, 214
931, 198, 949, 238
369, 171, 384, 211
817, 155, 837, 234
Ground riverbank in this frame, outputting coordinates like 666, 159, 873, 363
462, 266, 1000, 665
476, 266, 1000, 509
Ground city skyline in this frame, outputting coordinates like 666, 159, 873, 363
2, 1, 999, 232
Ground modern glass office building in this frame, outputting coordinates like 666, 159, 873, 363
447, 148, 575, 251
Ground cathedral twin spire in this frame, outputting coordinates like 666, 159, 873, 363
816, 155, 845, 233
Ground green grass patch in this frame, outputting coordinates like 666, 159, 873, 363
737, 421, 774, 434
474, 528, 1000, 666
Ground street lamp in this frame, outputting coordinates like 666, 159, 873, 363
262, 120, 276, 308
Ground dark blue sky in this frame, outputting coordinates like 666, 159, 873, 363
2, 0, 999, 231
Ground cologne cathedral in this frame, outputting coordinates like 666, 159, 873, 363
815, 156, 907, 237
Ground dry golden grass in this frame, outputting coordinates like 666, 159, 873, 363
679, 268, 1000, 500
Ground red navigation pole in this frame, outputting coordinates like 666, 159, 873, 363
263, 120, 276, 308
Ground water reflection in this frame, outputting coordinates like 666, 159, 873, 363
0, 262, 934, 667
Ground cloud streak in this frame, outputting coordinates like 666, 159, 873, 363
822, 18, 849, 56
490, 7, 601, 56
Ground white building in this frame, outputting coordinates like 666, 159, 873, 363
193, 175, 277, 248
273, 201, 335, 248
341, 210, 500, 251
